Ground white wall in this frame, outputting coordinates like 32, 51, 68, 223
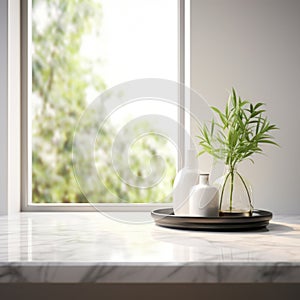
190, 0, 300, 214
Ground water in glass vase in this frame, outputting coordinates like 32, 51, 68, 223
217, 165, 253, 216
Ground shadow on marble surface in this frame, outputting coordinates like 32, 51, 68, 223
236, 223, 294, 234
266, 223, 294, 233
151, 223, 295, 246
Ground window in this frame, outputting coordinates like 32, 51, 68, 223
22, 0, 185, 210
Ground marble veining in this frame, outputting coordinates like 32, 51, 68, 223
0, 212, 299, 283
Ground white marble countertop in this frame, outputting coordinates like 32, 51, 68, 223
0, 212, 299, 283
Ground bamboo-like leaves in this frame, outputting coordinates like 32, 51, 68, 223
197, 88, 279, 168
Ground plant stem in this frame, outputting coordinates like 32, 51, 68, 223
237, 172, 253, 210
229, 167, 234, 212
220, 171, 231, 210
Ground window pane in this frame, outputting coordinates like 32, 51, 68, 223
31, 0, 178, 204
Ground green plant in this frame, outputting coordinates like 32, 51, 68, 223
197, 88, 279, 212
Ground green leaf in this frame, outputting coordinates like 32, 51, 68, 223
254, 102, 265, 110
197, 150, 206, 156
259, 140, 280, 146
211, 106, 227, 126
231, 88, 237, 107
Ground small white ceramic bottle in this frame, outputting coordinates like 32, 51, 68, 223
172, 149, 199, 216
189, 174, 219, 217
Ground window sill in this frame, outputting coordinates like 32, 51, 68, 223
21, 203, 170, 212
0, 212, 299, 283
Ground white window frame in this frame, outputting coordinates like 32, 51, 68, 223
0, 0, 21, 215
18, 0, 190, 212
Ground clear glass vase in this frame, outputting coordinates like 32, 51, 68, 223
217, 165, 253, 216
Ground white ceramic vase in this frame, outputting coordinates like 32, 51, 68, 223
172, 149, 198, 216
189, 174, 219, 217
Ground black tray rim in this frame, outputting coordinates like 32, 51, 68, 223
151, 208, 273, 230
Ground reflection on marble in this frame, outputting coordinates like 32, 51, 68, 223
0, 212, 299, 283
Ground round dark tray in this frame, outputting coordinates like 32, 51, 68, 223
151, 208, 272, 231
